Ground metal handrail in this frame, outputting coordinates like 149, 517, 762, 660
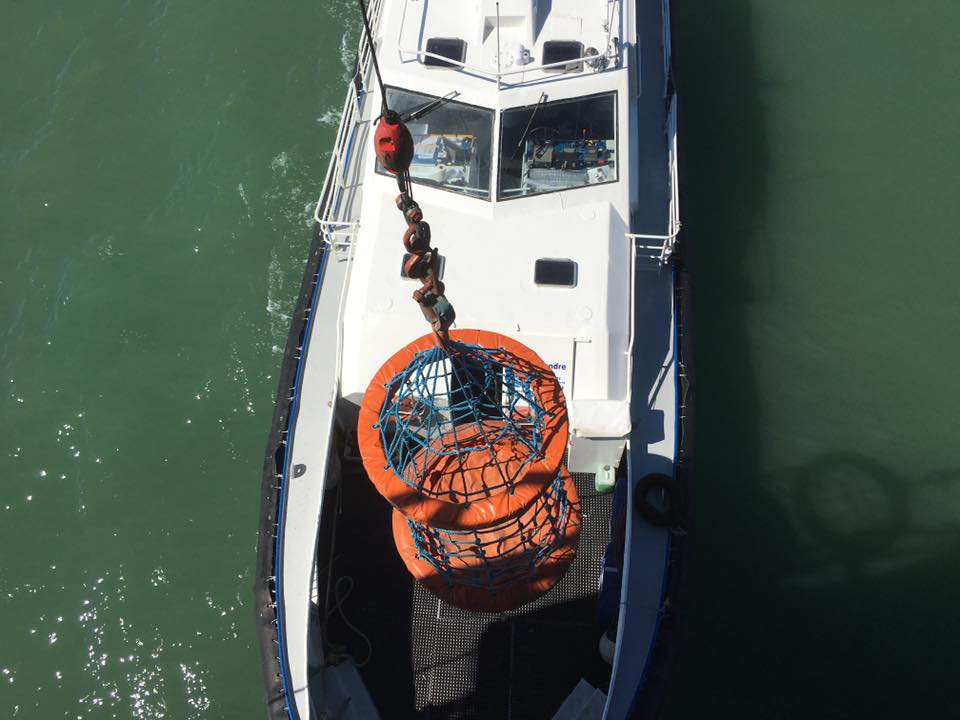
629, 93, 681, 266
627, 226, 681, 266
666, 92, 681, 260
397, 46, 619, 86
313, 0, 385, 240
320, 221, 361, 250
396, 0, 622, 88
661, 0, 672, 93
628, 229, 681, 241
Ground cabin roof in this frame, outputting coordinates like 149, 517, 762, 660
377, 0, 627, 110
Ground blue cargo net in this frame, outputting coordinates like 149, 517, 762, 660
375, 340, 551, 501
406, 472, 572, 590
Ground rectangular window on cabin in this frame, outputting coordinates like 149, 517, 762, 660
498, 92, 618, 200
375, 87, 494, 200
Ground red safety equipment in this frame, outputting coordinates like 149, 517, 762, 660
374, 111, 414, 174
358, 329, 569, 530
391, 468, 581, 612
358, 330, 579, 611
374, 107, 454, 343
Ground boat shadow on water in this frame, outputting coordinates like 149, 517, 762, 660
668, 451, 960, 718
656, 0, 960, 717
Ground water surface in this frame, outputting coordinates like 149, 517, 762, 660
662, 2, 960, 717
1, 2, 958, 718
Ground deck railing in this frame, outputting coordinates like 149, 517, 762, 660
396, 46, 622, 87
313, 0, 384, 245
667, 92, 681, 256
397, 0, 622, 89
629, 93, 681, 266
661, 0, 672, 94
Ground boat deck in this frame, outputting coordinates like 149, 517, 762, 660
322, 461, 614, 719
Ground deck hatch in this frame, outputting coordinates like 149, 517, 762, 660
423, 37, 467, 68
534, 258, 578, 287
542, 40, 584, 71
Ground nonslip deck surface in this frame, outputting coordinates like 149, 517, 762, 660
324, 464, 613, 719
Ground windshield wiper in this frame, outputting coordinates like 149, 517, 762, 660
516, 92, 548, 149
403, 91, 461, 123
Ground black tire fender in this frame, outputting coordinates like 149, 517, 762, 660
635, 473, 679, 527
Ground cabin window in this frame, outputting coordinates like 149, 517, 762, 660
498, 92, 618, 200
534, 258, 578, 287
375, 87, 494, 200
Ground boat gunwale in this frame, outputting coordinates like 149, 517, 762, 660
254, 0, 388, 715
254, 218, 331, 720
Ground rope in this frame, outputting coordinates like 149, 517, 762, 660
324, 576, 373, 668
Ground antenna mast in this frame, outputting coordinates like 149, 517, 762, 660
495, 2, 502, 89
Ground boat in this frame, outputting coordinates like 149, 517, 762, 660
255, 0, 691, 717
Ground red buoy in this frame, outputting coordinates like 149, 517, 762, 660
374, 111, 414, 174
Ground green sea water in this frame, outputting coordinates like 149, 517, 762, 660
1, 2, 957, 718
